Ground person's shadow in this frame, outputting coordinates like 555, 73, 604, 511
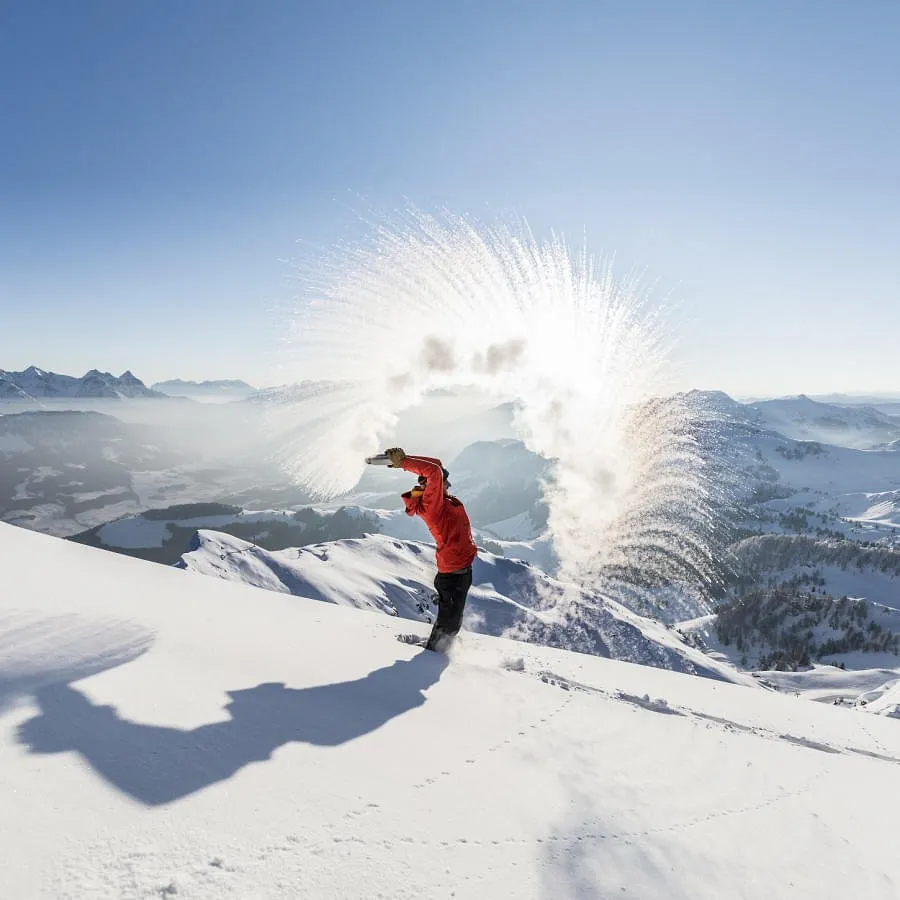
17, 652, 447, 806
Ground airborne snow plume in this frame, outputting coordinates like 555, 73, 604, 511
268, 210, 730, 615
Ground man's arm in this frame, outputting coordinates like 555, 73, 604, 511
399, 455, 446, 511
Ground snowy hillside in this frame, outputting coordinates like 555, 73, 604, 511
749, 395, 900, 450
3, 522, 900, 900
0, 376, 33, 400
696, 588, 899, 669
747, 431, 900, 499
178, 529, 745, 682
705, 402, 900, 553
731, 533, 900, 602
679, 608, 900, 717
73, 504, 380, 564
684, 391, 900, 510
677, 532, 900, 702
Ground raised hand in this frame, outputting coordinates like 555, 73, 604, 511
385, 447, 407, 468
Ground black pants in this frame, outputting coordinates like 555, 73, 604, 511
426, 567, 473, 651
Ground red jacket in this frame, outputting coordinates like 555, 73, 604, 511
400, 455, 477, 573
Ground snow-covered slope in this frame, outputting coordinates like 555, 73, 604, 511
749, 431, 900, 497
73, 504, 379, 564
3, 523, 900, 899
856, 677, 900, 717
731, 533, 900, 605
0, 374, 34, 400
179, 530, 745, 681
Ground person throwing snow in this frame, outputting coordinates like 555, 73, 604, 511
385, 448, 477, 652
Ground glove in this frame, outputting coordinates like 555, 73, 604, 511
385, 447, 407, 468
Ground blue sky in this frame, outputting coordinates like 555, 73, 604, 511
2, 0, 898, 396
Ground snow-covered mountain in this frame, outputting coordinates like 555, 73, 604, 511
73, 504, 379, 564
748, 394, 900, 450
683, 390, 900, 541
0, 366, 164, 400
683, 581, 900, 671
151, 379, 257, 402
3, 521, 900, 899
448, 439, 549, 538
0, 375, 33, 400
703, 534, 900, 652
810, 392, 900, 408
178, 529, 747, 682
677, 403, 900, 690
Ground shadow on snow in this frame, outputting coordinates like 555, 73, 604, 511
0, 610, 154, 714
17, 651, 447, 805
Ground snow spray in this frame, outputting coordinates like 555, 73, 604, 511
269, 210, 731, 618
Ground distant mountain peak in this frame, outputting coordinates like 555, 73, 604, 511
151, 378, 257, 400
0, 366, 163, 400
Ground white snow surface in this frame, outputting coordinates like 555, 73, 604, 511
751, 432, 900, 495
757, 664, 900, 701
3, 523, 900, 900
856, 678, 900, 718
179, 530, 746, 682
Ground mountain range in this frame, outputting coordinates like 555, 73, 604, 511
151, 379, 257, 401
749, 394, 900, 449
0, 366, 163, 400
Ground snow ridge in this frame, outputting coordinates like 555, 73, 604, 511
179, 529, 750, 682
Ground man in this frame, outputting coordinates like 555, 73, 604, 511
385, 447, 477, 652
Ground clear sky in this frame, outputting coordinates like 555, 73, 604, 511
2, 1, 898, 396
